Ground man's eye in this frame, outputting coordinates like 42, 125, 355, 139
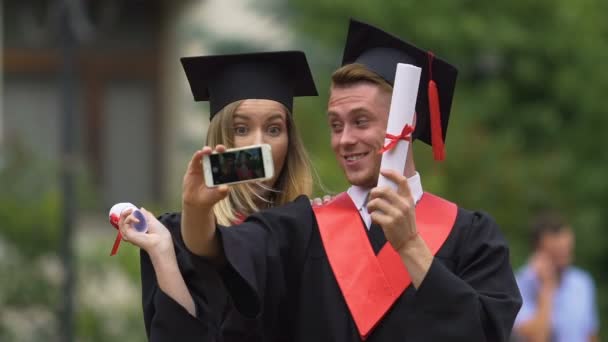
355, 119, 368, 126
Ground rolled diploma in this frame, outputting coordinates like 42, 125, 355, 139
109, 202, 148, 233
377, 63, 421, 191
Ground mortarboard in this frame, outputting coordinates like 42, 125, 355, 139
341, 19, 458, 160
181, 51, 318, 119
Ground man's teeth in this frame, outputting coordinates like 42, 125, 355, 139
346, 153, 366, 161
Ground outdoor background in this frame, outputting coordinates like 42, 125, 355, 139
1, 0, 607, 340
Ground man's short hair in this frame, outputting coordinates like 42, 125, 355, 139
331, 63, 393, 93
530, 211, 569, 248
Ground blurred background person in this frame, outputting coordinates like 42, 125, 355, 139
513, 212, 599, 342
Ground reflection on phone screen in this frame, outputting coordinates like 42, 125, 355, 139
209, 147, 264, 185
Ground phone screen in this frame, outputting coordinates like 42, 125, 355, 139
209, 146, 266, 185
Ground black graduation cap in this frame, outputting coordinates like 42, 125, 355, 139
180, 51, 318, 119
341, 19, 458, 160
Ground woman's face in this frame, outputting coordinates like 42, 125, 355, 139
232, 99, 289, 187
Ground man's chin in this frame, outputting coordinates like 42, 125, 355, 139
345, 174, 376, 188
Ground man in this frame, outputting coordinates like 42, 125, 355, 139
148, 19, 521, 341
513, 212, 599, 342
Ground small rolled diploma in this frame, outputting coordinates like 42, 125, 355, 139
108, 202, 148, 256
109, 202, 148, 233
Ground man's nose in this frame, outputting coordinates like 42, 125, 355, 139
339, 125, 357, 146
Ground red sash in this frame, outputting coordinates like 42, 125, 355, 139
313, 192, 457, 340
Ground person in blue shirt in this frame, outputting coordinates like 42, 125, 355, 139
513, 211, 599, 342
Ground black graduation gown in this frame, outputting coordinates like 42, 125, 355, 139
144, 196, 522, 341
141, 213, 261, 341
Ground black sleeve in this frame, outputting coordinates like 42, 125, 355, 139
140, 213, 229, 342
413, 210, 523, 342
206, 196, 315, 319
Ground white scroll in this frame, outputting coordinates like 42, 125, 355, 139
377, 63, 421, 191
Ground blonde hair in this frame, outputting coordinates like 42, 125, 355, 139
331, 63, 393, 93
206, 100, 314, 226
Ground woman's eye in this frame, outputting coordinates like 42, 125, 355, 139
234, 126, 248, 136
267, 125, 282, 136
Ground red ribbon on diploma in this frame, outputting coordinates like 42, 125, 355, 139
109, 213, 122, 256
378, 123, 415, 154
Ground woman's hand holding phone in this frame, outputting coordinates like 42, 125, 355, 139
181, 145, 229, 259
182, 145, 230, 210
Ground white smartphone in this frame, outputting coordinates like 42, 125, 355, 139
202, 144, 274, 187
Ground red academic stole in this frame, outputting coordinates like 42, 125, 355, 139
312, 192, 457, 340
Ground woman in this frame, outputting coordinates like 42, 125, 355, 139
119, 51, 318, 341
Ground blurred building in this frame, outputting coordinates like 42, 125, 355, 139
1, 0, 295, 210
2, 0, 176, 207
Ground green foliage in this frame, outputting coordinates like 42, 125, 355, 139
0, 142, 145, 340
0, 143, 62, 259
0, 141, 101, 258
